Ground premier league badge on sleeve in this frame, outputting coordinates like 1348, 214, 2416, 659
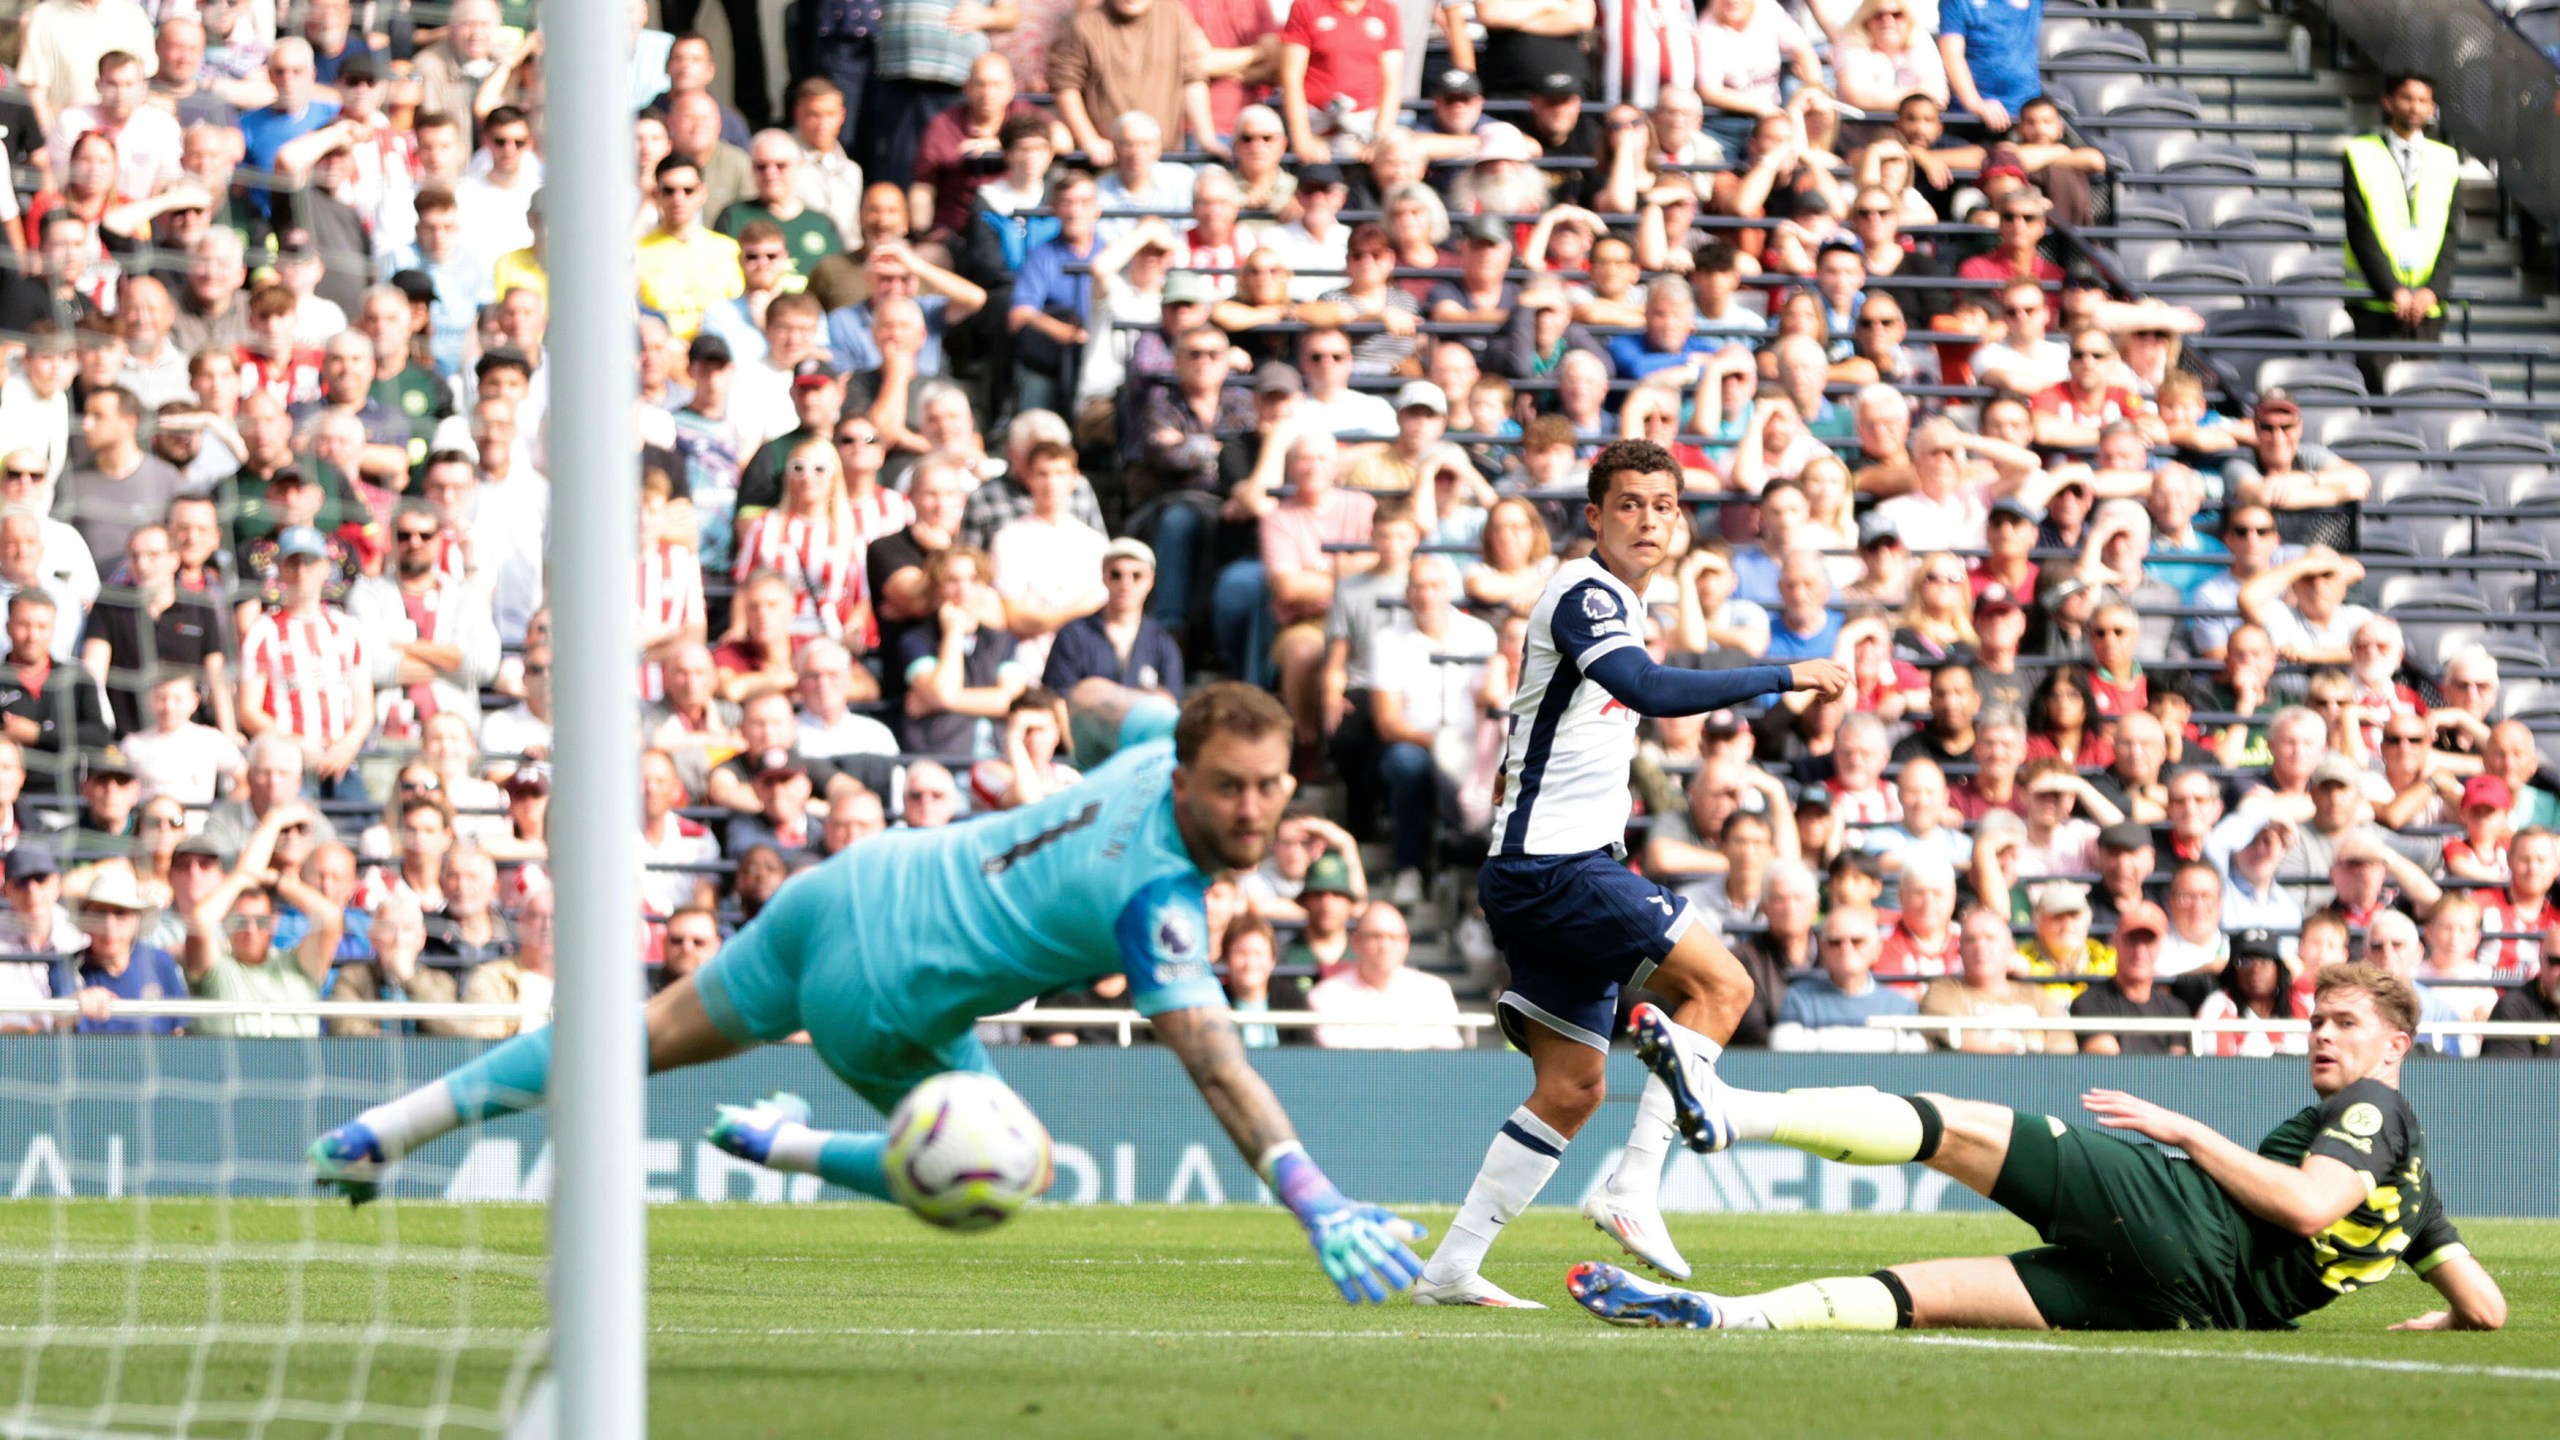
1582, 588, 1618, 621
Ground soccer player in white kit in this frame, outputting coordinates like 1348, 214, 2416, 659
1413, 440, 1847, 1307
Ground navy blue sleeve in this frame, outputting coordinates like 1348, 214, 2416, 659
1582, 647, 1796, 719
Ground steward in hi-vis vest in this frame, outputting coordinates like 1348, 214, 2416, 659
2341, 73, 2459, 389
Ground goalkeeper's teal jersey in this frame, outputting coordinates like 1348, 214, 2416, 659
740, 700, 1227, 1051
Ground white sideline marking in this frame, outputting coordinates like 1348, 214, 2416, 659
651, 1325, 1599, 1341
2, 1321, 2546, 1382
661, 1326, 2560, 1381
1899, 1334, 2560, 1383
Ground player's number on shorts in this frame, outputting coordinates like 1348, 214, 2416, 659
980, 801, 1104, 876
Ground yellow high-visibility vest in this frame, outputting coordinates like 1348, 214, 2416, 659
2342, 132, 2459, 316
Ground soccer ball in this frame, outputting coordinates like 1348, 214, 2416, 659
883, 1071, 1054, 1231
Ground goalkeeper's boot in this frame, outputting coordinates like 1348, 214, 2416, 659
706, 1092, 814, 1166
1627, 1003, 1735, 1153
308, 1121, 388, 1207
1409, 1272, 1548, 1309
1579, 1190, 1693, 1281
1565, 1261, 1724, 1329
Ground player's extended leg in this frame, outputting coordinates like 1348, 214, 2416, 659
1572, 1079, 2053, 1331
1413, 1021, 1603, 1308
309, 974, 754, 1202
1584, 925, 1758, 1277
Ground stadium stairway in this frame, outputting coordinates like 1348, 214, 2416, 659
2071, 0, 2560, 403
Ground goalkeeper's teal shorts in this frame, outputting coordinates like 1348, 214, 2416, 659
692, 867, 996, 1116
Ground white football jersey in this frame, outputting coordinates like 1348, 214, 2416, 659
1489, 558, 1649, 856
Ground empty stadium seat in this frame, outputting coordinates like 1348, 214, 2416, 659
2498, 678, 2560, 722
2209, 194, 2321, 233
2473, 523, 2553, 562
2238, 241, 2320, 288
2371, 466, 2486, 507
2358, 515, 2464, 558
2252, 357, 2366, 399
2490, 466, 2560, 511
2153, 137, 2261, 178
2109, 196, 2190, 231
2098, 80, 2208, 120
2377, 575, 2493, 613
2411, 409, 2493, 449
2146, 248, 2254, 291
2482, 571, 2551, 613
2044, 20, 2152, 63
2384, 360, 2498, 401
2317, 414, 2425, 456
2262, 247, 2348, 292
2202, 305, 2303, 338
2445, 416, 2560, 457
2422, 623, 2550, 674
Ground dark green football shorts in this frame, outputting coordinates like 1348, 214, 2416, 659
1991, 1111, 2252, 1331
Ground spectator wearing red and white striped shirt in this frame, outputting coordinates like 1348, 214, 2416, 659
636, 467, 707, 702
2476, 828, 2560, 982
237, 526, 374, 801
837, 418, 914, 548
733, 435, 873, 649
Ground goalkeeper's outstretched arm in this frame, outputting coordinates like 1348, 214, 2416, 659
1153, 1004, 1426, 1304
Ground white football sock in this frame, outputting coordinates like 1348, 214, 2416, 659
1665, 1013, 1724, 1068
357, 1083, 464, 1162
760, 1121, 827, 1174
1424, 1107, 1566, 1285
1603, 1077, 1677, 1203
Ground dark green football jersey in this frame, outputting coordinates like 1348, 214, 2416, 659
2239, 1078, 2465, 1325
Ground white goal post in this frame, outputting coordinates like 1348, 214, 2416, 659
539, 0, 646, 1433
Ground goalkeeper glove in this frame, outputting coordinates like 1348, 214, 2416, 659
1262, 1142, 1428, 1305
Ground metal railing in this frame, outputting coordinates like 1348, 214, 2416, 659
1868, 1013, 2560, 1042
4, 997, 1505, 1050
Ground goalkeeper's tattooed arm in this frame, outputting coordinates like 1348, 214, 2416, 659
1153, 1003, 1425, 1304
1153, 1004, 1300, 1160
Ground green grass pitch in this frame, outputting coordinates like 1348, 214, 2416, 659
1, 1201, 2554, 1438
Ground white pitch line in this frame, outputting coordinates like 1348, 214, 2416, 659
648, 1325, 1608, 1342
1899, 1334, 2560, 1383
649, 1325, 2560, 1380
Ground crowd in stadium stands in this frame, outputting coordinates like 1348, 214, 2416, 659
0, 0, 2550, 1059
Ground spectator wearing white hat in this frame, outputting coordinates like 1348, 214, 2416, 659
55, 863, 186, 1035
1043, 538, 1185, 698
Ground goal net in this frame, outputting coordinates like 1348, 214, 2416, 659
0, 1003, 551, 1439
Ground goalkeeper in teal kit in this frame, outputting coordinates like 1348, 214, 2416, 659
309, 682, 1426, 1304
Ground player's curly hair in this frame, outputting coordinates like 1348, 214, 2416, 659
1175, 681, 1292, 766
2312, 961, 2420, 1038
1586, 438, 1684, 509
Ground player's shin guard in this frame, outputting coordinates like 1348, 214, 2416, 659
1423, 1107, 1566, 1285
353, 1027, 558, 1162
1725, 1088, 1943, 1167
1723, 1272, 1913, 1332
759, 1122, 895, 1202
1603, 1077, 1679, 1202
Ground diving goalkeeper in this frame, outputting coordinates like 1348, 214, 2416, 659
309, 682, 1427, 1305
1576, 962, 2506, 1333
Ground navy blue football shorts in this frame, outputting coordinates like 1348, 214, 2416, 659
1477, 848, 1698, 1052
